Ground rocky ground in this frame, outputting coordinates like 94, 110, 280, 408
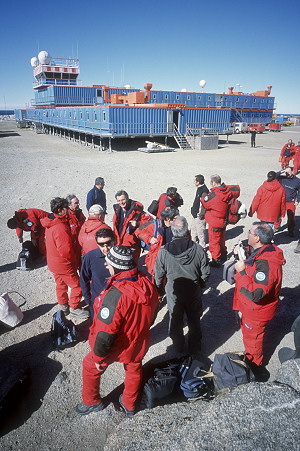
0, 121, 299, 450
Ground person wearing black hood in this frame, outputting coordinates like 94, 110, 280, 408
154, 216, 210, 356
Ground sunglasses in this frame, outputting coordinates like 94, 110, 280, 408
97, 240, 113, 247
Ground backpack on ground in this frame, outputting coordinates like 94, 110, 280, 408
212, 352, 255, 394
140, 360, 182, 409
227, 199, 247, 225
16, 240, 38, 271
179, 356, 214, 401
51, 311, 78, 350
0, 356, 31, 419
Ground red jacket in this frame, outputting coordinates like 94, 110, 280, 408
249, 180, 286, 222
233, 244, 285, 321
293, 145, 300, 164
14, 208, 49, 240
112, 200, 149, 248
78, 217, 111, 255
280, 143, 295, 158
201, 184, 240, 228
89, 268, 158, 363
41, 214, 76, 274
157, 194, 176, 218
67, 209, 86, 238
135, 219, 165, 275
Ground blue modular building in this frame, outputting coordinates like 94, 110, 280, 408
15, 51, 275, 148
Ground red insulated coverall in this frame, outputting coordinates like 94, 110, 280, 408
68, 209, 86, 267
280, 143, 295, 169
292, 145, 300, 174
82, 268, 158, 410
14, 208, 49, 255
78, 217, 111, 256
113, 200, 149, 262
41, 214, 82, 308
233, 243, 285, 365
249, 180, 286, 223
201, 184, 240, 260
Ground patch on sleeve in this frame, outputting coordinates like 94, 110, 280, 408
97, 286, 122, 325
100, 307, 110, 320
255, 271, 266, 282
204, 196, 208, 201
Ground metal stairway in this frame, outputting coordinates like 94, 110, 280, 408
173, 124, 192, 149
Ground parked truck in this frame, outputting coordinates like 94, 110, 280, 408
232, 122, 248, 133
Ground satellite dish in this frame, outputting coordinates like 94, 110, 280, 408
30, 57, 39, 67
181, 88, 187, 92
199, 80, 206, 88
124, 84, 131, 89
38, 50, 51, 64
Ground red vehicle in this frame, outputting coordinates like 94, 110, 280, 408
247, 123, 266, 133
268, 123, 281, 132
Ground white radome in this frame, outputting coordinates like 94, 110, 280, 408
124, 84, 131, 89
30, 57, 39, 67
199, 80, 206, 88
38, 51, 51, 65
181, 88, 187, 92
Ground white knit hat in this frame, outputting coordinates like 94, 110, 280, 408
89, 204, 104, 215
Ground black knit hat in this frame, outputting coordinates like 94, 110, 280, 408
105, 245, 136, 270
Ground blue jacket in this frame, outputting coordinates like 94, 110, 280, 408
277, 173, 300, 203
80, 248, 110, 304
86, 186, 107, 213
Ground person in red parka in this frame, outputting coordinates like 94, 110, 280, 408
292, 141, 300, 175
41, 197, 89, 319
248, 171, 286, 230
135, 206, 178, 275
279, 139, 295, 169
233, 222, 285, 380
200, 174, 240, 266
66, 194, 86, 268
76, 245, 159, 417
156, 187, 183, 219
78, 204, 112, 256
112, 190, 149, 263
7, 208, 49, 255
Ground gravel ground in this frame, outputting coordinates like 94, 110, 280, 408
0, 121, 299, 449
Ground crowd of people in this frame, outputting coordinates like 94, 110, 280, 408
6, 153, 300, 415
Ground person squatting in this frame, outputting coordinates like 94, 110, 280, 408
7, 165, 298, 416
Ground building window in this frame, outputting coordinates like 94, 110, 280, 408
164, 94, 168, 100
245, 98, 248, 102
187, 95, 190, 100
94, 112, 97, 120
236, 97, 239, 102
70, 112, 72, 118
153, 94, 156, 99
74, 113, 76, 119
253, 98, 257, 103
80, 112, 83, 120
176, 95, 180, 100
97, 89, 102, 97
198, 96, 201, 100
224, 97, 227, 101
87, 112, 89, 120
103, 112, 106, 121
262, 99, 265, 103
208, 96, 211, 100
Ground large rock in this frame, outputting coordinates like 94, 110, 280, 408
105, 360, 300, 451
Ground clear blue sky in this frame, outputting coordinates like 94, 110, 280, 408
1, 0, 299, 114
